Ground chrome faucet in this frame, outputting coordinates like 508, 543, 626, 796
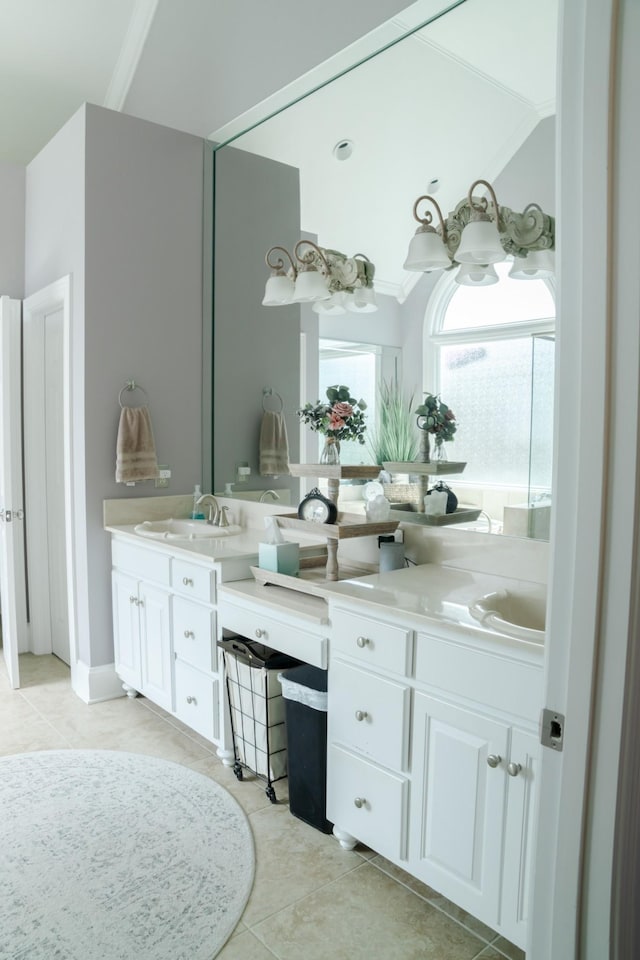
259, 489, 280, 503
196, 493, 219, 525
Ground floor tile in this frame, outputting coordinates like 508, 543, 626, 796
490, 937, 526, 960
253, 860, 487, 960
370, 854, 498, 943
241, 802, 363, 926
217, 928, 279, 959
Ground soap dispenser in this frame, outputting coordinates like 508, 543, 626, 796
191, 484, 205, 520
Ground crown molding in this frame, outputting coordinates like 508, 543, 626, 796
103, 0, 160, 111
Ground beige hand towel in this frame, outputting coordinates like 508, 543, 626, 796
116, 406, 160, 483
259, 410, 289, 477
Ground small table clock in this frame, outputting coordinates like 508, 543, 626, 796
297, 487, 338, 524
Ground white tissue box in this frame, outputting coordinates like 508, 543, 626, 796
258, 542, 300, 576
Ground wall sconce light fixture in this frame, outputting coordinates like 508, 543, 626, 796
262, 241, 377, 312
404, 180, 555, 284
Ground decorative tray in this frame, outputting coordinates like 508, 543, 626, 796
250, 563, 374, 598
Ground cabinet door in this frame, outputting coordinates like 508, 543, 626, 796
112, 570, 142, 690
499, 728, 539, 948
139, 581, 173, 712
409, 692, 509, 927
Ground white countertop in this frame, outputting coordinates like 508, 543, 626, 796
106, 523, 545, 654
322, 564, 546, 654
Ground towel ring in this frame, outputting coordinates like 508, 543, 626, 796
262, 388, 283, 413
119, 380, 150, 408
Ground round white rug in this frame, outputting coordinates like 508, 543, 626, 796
0, 750, 255, 959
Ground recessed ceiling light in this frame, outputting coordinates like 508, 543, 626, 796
333, 139, 354, 161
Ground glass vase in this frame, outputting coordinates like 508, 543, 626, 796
433, 440, 448, 462
320, 436, 341, 465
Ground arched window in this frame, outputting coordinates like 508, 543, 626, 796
425, 261, 555, 492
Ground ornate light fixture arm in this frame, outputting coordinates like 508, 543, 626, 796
265, 245, 297, 278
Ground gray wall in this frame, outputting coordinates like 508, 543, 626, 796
0, 162, 25, 298
124, 0, 411, 139
213, 146, 301, 496
25, 104, 205, 668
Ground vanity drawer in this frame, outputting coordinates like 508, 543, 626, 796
174, 659, 220, 742
219, 602, 328, 669
112, 539, 171, 586
330, 607, 413, 676
327, 744, 408, 862
173, 597, 216, 673
329, 659, 410, 771
171, 559, 216, 604
415, 633, 544, 723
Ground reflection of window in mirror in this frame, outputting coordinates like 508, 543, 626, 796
426, 260, 555, 535
317, 339, 401, 465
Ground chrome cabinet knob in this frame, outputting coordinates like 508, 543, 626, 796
353, 797, 366, 809
487, 754, 502, 768
356, 636, 370, 648
255, 628, 266, 639
355, 710, 368, 722
184, 630, 195, 639
186, 695, 197, 705
507, 762, 522, 777
182, 577, 193, 587
129, 595, 136, 604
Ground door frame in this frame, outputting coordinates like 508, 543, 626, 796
22, 276, 77, 687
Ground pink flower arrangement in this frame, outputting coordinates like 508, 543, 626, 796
298, 386, 367, 444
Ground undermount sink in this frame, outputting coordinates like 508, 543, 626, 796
469, 589, 546, 643
133, 519, 238, 541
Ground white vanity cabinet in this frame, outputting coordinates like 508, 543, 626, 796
111, 541, 173, 711
326, 600, 543, 950
109, 531, 253, 750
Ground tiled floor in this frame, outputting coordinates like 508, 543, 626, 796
0, 653, 525, 960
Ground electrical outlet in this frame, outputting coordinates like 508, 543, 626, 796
155, 477, 169, 488
158, 466, 171, 479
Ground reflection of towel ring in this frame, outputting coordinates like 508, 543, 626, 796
262, 388, 283, 413
119, 380, 150, 408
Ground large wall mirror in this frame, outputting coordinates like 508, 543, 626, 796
209, 0, 558, 539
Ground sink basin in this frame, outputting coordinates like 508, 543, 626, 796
469, 589, 545, 643
133, 519, 238, 541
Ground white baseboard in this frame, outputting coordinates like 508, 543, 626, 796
73, 661, 125, 704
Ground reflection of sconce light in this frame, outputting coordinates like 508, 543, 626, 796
404, 181, 555, 282
262, 242, 377, 311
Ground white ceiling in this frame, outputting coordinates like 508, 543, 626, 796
0, 0, 160, 164
0, 0, 557, 297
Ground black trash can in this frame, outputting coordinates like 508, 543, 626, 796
279, 664, 332, 834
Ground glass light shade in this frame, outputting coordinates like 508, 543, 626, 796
403, 227, 451, 272
312, 292, 347, 315
346, 286, 377, 313
292, 268, 330, 302
262, 273, 295, 305
454, 263, 499, 286
455, 218, 506, 264
509, 249, 555, 279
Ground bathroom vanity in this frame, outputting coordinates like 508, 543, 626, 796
106, 514, 544, 949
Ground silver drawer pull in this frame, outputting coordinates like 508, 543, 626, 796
137, 599, 144, 607
487, 754, 502, 768
182, 577, 194, 587
355, 710, 368, 722
507, 762, 522, 777
129, 595, 136, 604
353, 797, 366, 809
183, 630, 195, 639
356, 636, 370, 648
255, 628, 266, 639
186, 695, 197, 705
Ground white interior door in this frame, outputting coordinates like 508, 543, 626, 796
0, 296, 28, 688
23, 287, 70, 665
